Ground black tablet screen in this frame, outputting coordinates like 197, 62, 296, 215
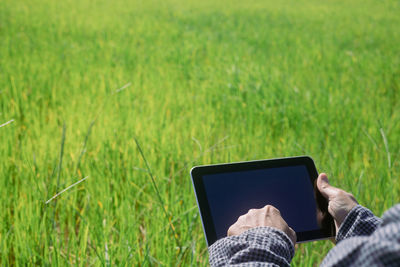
202, 165, 319, 240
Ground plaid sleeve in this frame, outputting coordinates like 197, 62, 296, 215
336, 205, 382, 243
208, 227, 295, 267
321, 204, 400, 267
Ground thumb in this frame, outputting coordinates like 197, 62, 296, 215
317, 173, 338, 200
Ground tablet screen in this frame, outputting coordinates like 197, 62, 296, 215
202, 165, 318, 239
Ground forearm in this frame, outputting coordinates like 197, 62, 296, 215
209, 227, 294, 267
336, 205, 382, 242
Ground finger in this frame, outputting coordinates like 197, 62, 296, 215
248, 208, 256, 214
227, 225, 235, 236
238, 215, 245, 221
317, 173, 338, 200
263, 204, 280, 214
263, 204, 273, 210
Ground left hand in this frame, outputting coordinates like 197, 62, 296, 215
227, 205, 297, 245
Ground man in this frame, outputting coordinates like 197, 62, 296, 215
209, 173, 400, 266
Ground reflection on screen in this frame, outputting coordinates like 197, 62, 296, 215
202, 165, 319, 240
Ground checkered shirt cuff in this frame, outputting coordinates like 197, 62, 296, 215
336, 205, 382, 243
209, 227, 295, 266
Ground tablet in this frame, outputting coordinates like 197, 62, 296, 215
191, 156, 335, 246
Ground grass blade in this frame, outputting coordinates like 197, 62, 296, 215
113, 82, 131, 95
51, 123, 66, 229
45, 176, 89, 204
75, 120, 95, 174
134, 137, 182, 248
0, 119, 14, 128
380, 128, 391, 169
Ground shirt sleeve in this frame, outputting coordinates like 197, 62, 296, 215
321, 204, 400, 267
335, 205, 382, 243
208, 227, 295, 267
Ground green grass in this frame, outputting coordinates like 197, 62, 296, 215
1, 0, 399, 265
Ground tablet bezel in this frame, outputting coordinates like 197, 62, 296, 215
191, 156, 335, 246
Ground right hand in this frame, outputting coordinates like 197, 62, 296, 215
317, 173, 358, 233
227, 205, 297, 245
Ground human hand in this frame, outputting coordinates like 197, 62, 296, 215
317, 173, 358, 233
227, 205, 297, 245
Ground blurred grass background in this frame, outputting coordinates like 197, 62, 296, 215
0, 0, 399, 265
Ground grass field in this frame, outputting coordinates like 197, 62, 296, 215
1, 0, 399, 265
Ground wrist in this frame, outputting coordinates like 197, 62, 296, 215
209, 226, 295, 266
244, 226, 296, 258
336, 204, 380, 242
